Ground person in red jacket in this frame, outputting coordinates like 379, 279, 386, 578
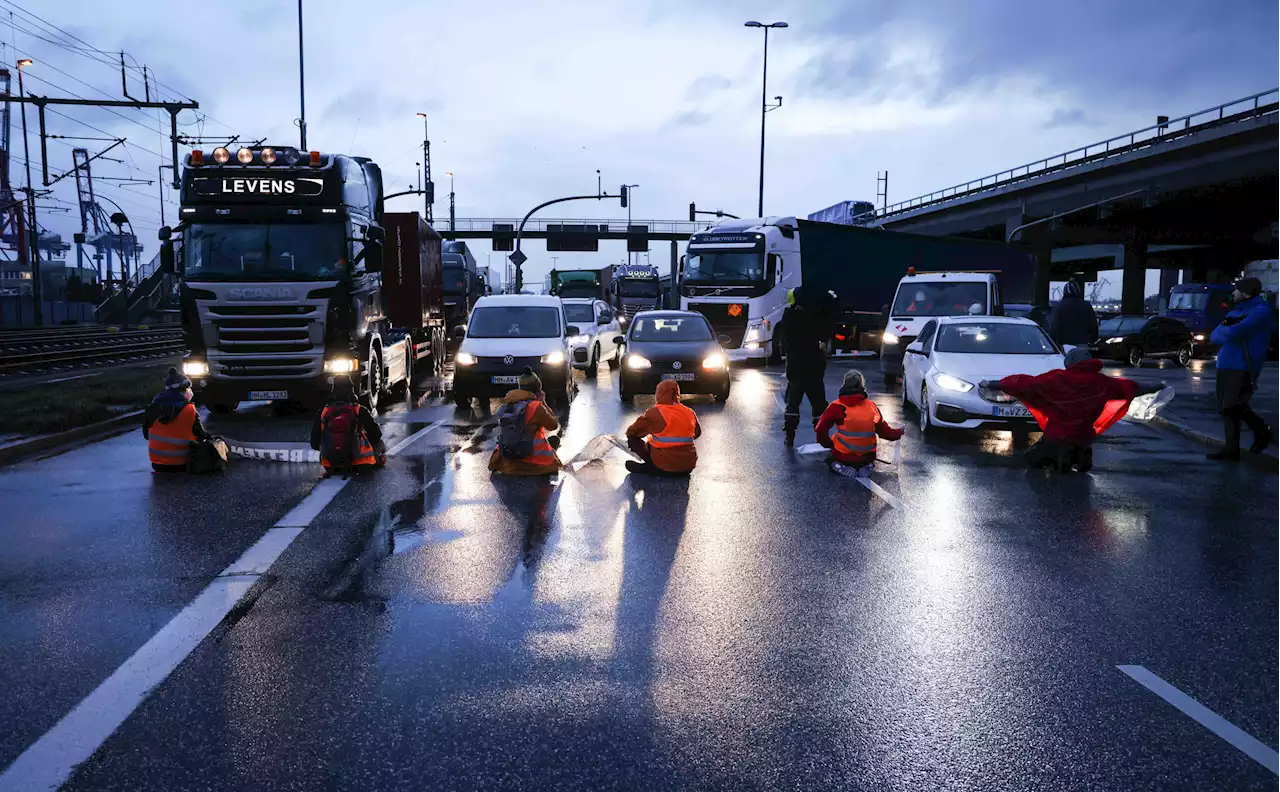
815, 369, 904, 477
982, 347, 1161, 472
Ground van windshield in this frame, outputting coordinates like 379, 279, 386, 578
892, 281, 987, 317
466, 306, 561, 338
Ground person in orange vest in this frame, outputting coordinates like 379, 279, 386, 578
489, 368, 563, 476
814, 369, 903, 477
143, 367, 209, 473
624, 379, 702, 476
310, 376, 385, 476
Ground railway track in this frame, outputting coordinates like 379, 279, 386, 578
0, 326, 184, 376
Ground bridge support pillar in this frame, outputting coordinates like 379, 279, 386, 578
669, 240, 679, 308
1033, 248, 1052, 308
1121, 240, 1148, 315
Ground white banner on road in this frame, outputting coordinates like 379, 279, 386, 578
222, 439, 319, 464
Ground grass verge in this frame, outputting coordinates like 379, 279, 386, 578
0, 364, 176, 436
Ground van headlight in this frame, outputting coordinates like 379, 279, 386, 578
323, 357, 358, 374
701, 353, 727, 370
454, 351, 477, 366
934, 373, 974, 392
541, 350, 566, 365
626, 354, 652, 370
882, 331, 899, 345
182, 360, 210, 378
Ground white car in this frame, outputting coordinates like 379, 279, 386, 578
451, 294, 580, 409
901, 316, 1065, 436
559, 298, 622, 376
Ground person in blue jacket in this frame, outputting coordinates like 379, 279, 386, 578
1207, 276, 1273, 460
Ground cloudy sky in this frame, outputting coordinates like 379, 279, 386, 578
13, 0, 1278, 294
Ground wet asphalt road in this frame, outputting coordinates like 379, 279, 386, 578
0, 360, 1276, 791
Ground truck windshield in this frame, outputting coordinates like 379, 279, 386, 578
467, 306, 561, 338
444, 265, 467, 296
935, 322, 1058, 354
683, 251, 764, 284
619, 279, 660, 297
891, 282, 987, 317
561, 303, 596, 323
184, 223, 346, 279
1168, 291, 1217, 311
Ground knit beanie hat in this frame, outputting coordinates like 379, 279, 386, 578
518, 366, 542, 393
842, 368, 866, 391
165, 367, 191, 391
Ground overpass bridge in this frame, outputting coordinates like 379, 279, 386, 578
876, 88, 1279, 311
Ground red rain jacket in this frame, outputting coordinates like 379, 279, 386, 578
997, 359, 1140, 446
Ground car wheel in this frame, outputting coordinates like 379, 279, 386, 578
1176, 344, 1192, 367
919, 384, 933, 438
619, 379, 633, 404
586, 344, 600, 378
211, 402, 238, 414
716, 377, 731, 403
453, 392, 471, 409
900, 374, 914, 414
1127, 346, 1143, 367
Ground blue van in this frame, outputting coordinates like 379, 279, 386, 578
1166, 283, 1234, 356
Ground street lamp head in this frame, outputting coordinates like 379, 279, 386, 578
416, 112, 427, 118
744, 20, 763, 27
16, 58, 32, 68
770, 21, 789, 28
445, 172, 453, 178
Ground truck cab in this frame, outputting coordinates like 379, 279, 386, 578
611, 264, 661, 325
880, 270, 1004, 386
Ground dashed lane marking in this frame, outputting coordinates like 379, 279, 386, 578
0, 417, 446, 791
856, 477, 904, 510
1118, 664, 1278, 775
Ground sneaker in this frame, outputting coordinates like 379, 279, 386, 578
828, 461, 860, 479
1249, 427, 1272, 454
625, 461, 646, 474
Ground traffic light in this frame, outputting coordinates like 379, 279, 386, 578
689, 202, 696, 222
619, 185, 628, 208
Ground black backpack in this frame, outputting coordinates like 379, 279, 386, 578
321, 404, 361, 470
497, 400, 535, 459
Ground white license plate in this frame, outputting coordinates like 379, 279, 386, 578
491, 375, 520, 385
248, 390, 289, 400
993, 404, 1031, 418
661, 373, 696, 382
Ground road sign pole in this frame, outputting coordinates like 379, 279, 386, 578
510, 191, 626, 291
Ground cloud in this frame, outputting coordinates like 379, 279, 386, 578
683, 74, 734, 99
668, 109, 713, 128
1043, 108, 1088, 129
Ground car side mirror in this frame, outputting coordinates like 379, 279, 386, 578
613, 335, 625, 345
451, 325, 466, 339
597, 314, 611, 325
906, 341, 925, 355
160, 240, 176, 274
565, 325, 581, 336
157, 225, 172, 242
366, 225, 386, 243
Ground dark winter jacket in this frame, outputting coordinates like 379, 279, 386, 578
1046, 295, 1098, 347
1210, 295, 1273, 380
142, 390, 208, 441
783, 301, 831, 378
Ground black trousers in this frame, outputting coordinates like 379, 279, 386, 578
626, 437, 689, 477
1216, 369, 1268, 450
784, 371, 829, 431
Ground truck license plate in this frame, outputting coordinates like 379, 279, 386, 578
661, 373, 696, 382
491, 375, 520, 385
248, 390, 289, 400
993, 404, 1031, 418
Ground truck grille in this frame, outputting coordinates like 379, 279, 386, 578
688, 303, 748, 348
198, 302, 327, 379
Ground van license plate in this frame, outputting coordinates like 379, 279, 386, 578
248, 390, 289, 400
491, 376, 520, 385
993, 404, 1031, 418
661, 373, 696, 382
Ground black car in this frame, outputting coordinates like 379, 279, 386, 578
1089, 314, 1193, 367
615, 311, 731, 403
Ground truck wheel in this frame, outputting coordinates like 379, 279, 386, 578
396, 350, 413, 395
453, 392, 471, 409
586, 344, 600, 378
211, 402, 238, 414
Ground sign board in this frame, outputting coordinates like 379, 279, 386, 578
492, 223, 514, 252
508, 249, 528, 266
547, 224, 604, 252
627, 224, 649, 253
190, 176, 326, 198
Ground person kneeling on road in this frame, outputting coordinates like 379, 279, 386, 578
624, 379, 701, 477
143, 367, 209, 473
815, 369, 903, 478
981, 347, 1161, 473
311, 375, 385, 476
490, 367, 563, 476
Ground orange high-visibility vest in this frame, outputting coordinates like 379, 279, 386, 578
148, 403, 198, 467
319, 404, 378, 468
525, 401, 558, 465
832, 400, 881, 457
650, 403, 697, 448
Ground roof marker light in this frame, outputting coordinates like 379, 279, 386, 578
236, 147, 253, 164
309, 151, 321, 166
212, 147, 230, 164
260, 147, 277, 165
190, 150, 204, 166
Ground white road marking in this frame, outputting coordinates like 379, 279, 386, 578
385, 418, 446, 457
0, 415, 451, 790
0, 577, 257, 792
856, 477, 904, 510
1118, 664, 1279, 775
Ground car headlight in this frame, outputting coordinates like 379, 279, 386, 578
626, 354, 652, 370
323, 357, 358, 374
570, 335, 590, 345
701, 353, 727, 370
1193, 334, 1205, 342
182, 360, 210, 378
541, 350, 566, 365
1105, 337, 1125, 344
454, 351, 477, 366
882, 331, 899, 345
934, 373, 974, 392
619, 315, 629, 325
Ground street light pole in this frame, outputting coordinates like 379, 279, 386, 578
445, 171, 455, 231
623, 183, 639, 265
17, 58, 41, 326
745, 21, 787, 218
297, 0, 307, 149
416, 112, 432, 223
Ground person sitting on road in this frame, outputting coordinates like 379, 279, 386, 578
143, 367, 209, 473
981, 347, 1160, 473
624, 379, 702, 477
311, 375, 385, 477
490, 367, 563, 476
815, 368, 903, 478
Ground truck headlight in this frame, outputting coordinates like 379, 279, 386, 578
182, 360, 210, 378
1105, 337, 1125, 344
324, 357, 358, 374
934, 373, 974, 392
541, 350, 565, 365
744, 324, 763, 342
454, 352, 477, 366
701, 353, 727, 370
626, 354, 652, 370
882, 331, 899, 345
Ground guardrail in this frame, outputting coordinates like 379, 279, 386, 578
881, 87, 1279, 218
443, 218, 704, 235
